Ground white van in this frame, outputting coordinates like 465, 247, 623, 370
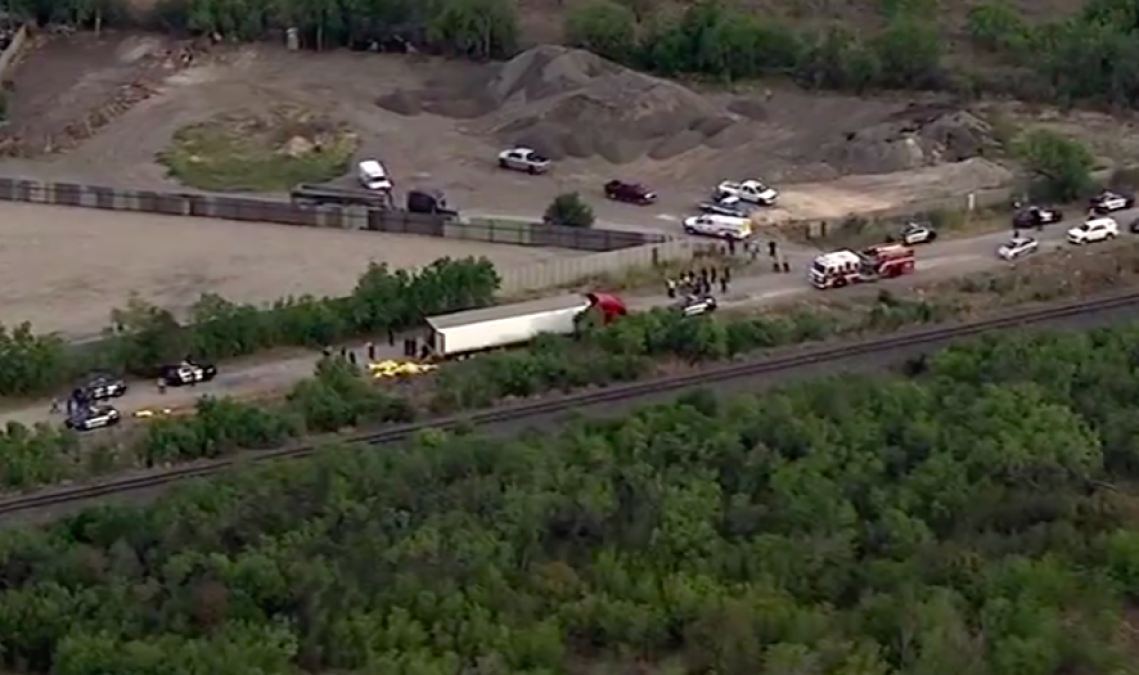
682, 213, 752, 240
357, 159, 393, 191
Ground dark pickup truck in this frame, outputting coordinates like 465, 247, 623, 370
604, 180, 657, 205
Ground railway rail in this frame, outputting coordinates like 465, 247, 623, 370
5, 288, 1139, 519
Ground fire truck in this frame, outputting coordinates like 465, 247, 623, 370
809, 243, 916, 289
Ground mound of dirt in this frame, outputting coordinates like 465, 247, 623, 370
705, 123, 753, 150
376, 90, 422, 116
727, 97, 769, 121
648, 130, 704, 160
426, 45, 724, 164
514, 122, 567, 160
819, 109, 1000, 174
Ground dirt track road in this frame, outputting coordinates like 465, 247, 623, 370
0, 210, 1114, 429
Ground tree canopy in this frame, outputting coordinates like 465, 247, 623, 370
2, 322, 1139, 673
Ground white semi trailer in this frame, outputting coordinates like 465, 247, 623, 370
424, 293, 627, 358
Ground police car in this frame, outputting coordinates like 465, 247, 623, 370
898, 221, 937, 245
676, 294, 717, 316
997, 235, 1039, 260
1012, 205, 1063, 228
161, 360, 218, 386
80, 371, 127, 400
65, 404, 122, 432
1090, 190, 1135, 214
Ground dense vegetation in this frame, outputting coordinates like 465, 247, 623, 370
0, 257, 498, 397
0, 290, 954, 491
17, 0, 1139, 104
3, 324, 1139, 673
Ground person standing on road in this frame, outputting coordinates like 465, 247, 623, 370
157, 377, 166, 394
768, 240, 778, 258
366, 341, 375, 361
666, 278, 676, 298
720, 275, 728, 294
49, 398, 59, 414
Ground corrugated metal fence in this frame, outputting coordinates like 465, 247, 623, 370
0, 177, 667, 252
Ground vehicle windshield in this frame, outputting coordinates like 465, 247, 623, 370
811, 260, 827, 275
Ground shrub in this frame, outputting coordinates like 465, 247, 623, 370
966, 1, 1030, 53
565, 0, 638, 62
545, 192, 595, 228
1016, 129, 1095, 202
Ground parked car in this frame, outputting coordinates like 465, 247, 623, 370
714, 179, 778, 205
683, 214, 752, 240
161, 359, 219, 386
604, 180, 656, 205
407, 188, 458, 216
65, 404, 122, 432
676, 294, 717, 316
1013, 205, 1063, 228
356, 159, 393, 191
1090, 190, 1135, 214
1067, 217, 1119, 244
698, 195, 759, 218
897, 221, 937, 245
998, 235, 1040, 260
79, 371, 127, 401
498, 147, 551, 174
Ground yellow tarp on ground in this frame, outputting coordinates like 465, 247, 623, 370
368, 360, 437, 379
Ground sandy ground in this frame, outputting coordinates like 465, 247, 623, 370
0, 34, 1018, 237
0, 202, 571, 337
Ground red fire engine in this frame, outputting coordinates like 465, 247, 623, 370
809, 243, 916, 289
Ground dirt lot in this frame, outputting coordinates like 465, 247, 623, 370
0, 33, 1027, 235
0, 202, 571, 338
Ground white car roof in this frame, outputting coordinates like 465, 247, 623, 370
358, 159, 386, 177
816, 250, 861, 266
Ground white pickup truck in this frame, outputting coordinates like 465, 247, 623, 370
714, 179, 778, 206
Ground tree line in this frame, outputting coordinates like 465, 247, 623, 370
1, 323, 1139, 673
965, 0, 1139, 106
0, 257, 498, 398
20, 0, 1139, 105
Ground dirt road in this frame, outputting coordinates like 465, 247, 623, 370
0, 210, 1108, 429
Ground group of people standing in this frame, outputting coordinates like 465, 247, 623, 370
666, 266, 731, 298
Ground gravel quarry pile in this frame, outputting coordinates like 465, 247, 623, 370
381, 45, 750, 164
817, 107, 1002, 175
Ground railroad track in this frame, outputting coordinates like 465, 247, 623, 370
5, 288, 1139, 518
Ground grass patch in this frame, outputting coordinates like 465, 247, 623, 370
159, 107, 358, 192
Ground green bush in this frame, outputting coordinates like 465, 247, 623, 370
1015, 129, 1095, 202
544, 192, 595, 228
871, 15, 944, 89
0, 257, 499, 398
565, 0, 638, 62
966, 1, 1030, 53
